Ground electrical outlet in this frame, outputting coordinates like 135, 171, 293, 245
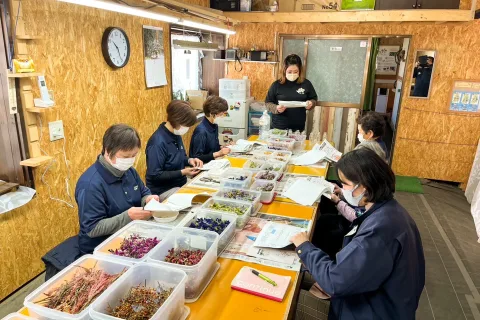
49, 120, 64, 141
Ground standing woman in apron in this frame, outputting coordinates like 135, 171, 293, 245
265, 54, 318, 132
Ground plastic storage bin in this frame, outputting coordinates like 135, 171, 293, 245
89, 263, 187, 320
268, 128, 288, 137
250, 180, 277, 203
201, 198, 253, 229
218, 127, 246, 147
94, 221, 173, 264
147, 228, 219, 300
182, 210, 237, 253
254, 170, 281, 182
220, 168, 253, 189
213, 187, 261, 207
24, 255, 131, 320
2, 314, 36, 320
271, 150, 293, 163
251, 150, 275, 161
267, 137, 296, 151
243, 159, 265, 172
260, 160, 286, 173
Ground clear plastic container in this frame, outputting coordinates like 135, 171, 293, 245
201, 198, 252, 229
213, 187, 261, 206
254, 170, 281, 182
271, 150, 293, 163
267, 137, 296, 151
243, 159, 265, 172
219, 168, 253, 189
89, 263, 187, 320
260, 160, 286, 173
268, 128, 288, 137
182, 210, 237, 253
250, 180, 277, 203
24, 255, 131, 320
147, 228, 219, 300
94, 221, 173, 264
258, 110, 271, 140
2, 313, 36, 320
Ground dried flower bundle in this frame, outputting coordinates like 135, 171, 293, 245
165, 248, 205, 266
109, 233, 160, 259
189, 217, 230, 234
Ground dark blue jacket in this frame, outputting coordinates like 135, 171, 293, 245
75, 158, 151, 254
146, 122, 189, 195
189, 117, 220, 163
413, 67, 432, 97
377, 138, 389, 160
297, 199, 425, 320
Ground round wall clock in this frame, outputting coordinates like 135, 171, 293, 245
101, 27, 130, 69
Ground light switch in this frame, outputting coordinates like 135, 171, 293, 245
49, 120, 64, 141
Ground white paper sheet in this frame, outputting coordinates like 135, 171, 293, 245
246, 246, 296, 264
278, 100, 307, 108
144, 198, 176, 212
198, 159, 231, 171
0, 185, 36, 214
284, 179, 328, 206
253, 222, 306, 248
291, 150, 327, 166
166, 193, 204, 211
313, 140, 342, 162
227, 139, 267, 153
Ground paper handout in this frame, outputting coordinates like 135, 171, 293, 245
144, 198, 176, 212
313, 140, 342, 162
166, 193, 205, 211
283, 179, 328, 206
227, 139, 267, 153
278, 100, 308, 108
290, 150, 327, 166
253, 222, 306, 249
198, 159, 231, 171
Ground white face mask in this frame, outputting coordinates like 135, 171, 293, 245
213, 115, 223, 124
357, 133, 366, 143
174, 126, 189, 136
109, 156, 135, 171
342, 184, 365, 207
286, 73, 299, 82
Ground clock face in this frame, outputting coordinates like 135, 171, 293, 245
102, 27, 130, 69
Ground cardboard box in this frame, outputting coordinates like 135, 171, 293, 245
279, 0, 295, 11
251, 0, 294, 12
186, 90, 208, 111
295, 0, 340, 11
341, 0, 374, 10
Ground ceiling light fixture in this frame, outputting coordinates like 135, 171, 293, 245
58, 0, 179, 23
179, 19, 236, 35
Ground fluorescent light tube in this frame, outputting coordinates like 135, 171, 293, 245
179, 20, 236, 35
58, 0, 179, 23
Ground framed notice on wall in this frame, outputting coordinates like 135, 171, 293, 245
376, 46, 399, 75
448, 80, 480, 113
143, 25, 167, 88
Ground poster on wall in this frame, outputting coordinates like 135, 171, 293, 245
449, 80, 480, 113
376, 46, 400, 75
143, 26, 167, 88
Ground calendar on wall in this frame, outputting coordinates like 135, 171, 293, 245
448, 80, 480, 113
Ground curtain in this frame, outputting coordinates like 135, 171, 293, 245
363, 38, 380, 111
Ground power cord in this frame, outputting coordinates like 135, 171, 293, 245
37, 115, 74, 208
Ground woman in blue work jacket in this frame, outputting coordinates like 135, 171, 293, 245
146, 100, 203, 199
75, 124, 158, 255
189, 96, 231, 163
291, 149, 425, 320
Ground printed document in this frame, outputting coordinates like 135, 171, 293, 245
253, 222, 306, 248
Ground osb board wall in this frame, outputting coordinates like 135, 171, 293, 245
226, 21, 480, 183
0, 0, 200, 300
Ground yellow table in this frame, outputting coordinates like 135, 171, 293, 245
20, 137, 328, 320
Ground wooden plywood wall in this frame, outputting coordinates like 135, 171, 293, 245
226, 21, 480, 183
0, 0, 200, 299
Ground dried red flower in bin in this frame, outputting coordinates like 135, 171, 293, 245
108, 233, 160, 259
165, 248, 205, 266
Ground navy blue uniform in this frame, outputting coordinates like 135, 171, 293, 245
377, 138, 389, 160
413, 66, 432, 97
189, 117, 220, 163
146, 122, 189, 195
297, 199, 425, 320
75, 158, 151, 254
265, 79, 318, 131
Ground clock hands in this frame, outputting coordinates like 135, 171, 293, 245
112, 41, 122, 60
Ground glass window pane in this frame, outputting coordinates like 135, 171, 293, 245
282, 38, 305, 62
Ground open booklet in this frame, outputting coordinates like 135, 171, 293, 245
227, 139, 267, 153
313, 140, 342, 162
253, 222, 306, 249
290, 150, 327, 166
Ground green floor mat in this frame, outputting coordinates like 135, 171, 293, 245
395, 175, 424, 194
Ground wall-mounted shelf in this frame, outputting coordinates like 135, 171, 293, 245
214, 59, 278, 64
20, 156, 53, 167
7, 72, 43, 78
26, 106, 55, 113
224, 9, 473, 23
16, 35, 44, 40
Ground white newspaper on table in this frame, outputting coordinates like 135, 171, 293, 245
278, 100, 308, 108
284, 179, 328, 206
253, 222, 306, 248
290, 150, 327, 166
198, 159, 230, 171
313, 140, 342, 162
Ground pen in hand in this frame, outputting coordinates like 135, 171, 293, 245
251, 269, 277, 286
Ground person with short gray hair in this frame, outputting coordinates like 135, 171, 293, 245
75, 124, 159, 254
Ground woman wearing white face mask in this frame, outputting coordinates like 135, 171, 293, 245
75, 124, 158, 255
265, 54, 318, 131
356, 112, 389, 159
189, 96, 231, 163
146, 100, 203, 199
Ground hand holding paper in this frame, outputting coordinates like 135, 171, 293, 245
253, 222, 307, 248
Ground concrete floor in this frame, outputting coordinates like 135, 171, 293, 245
1, 181, 480, 319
